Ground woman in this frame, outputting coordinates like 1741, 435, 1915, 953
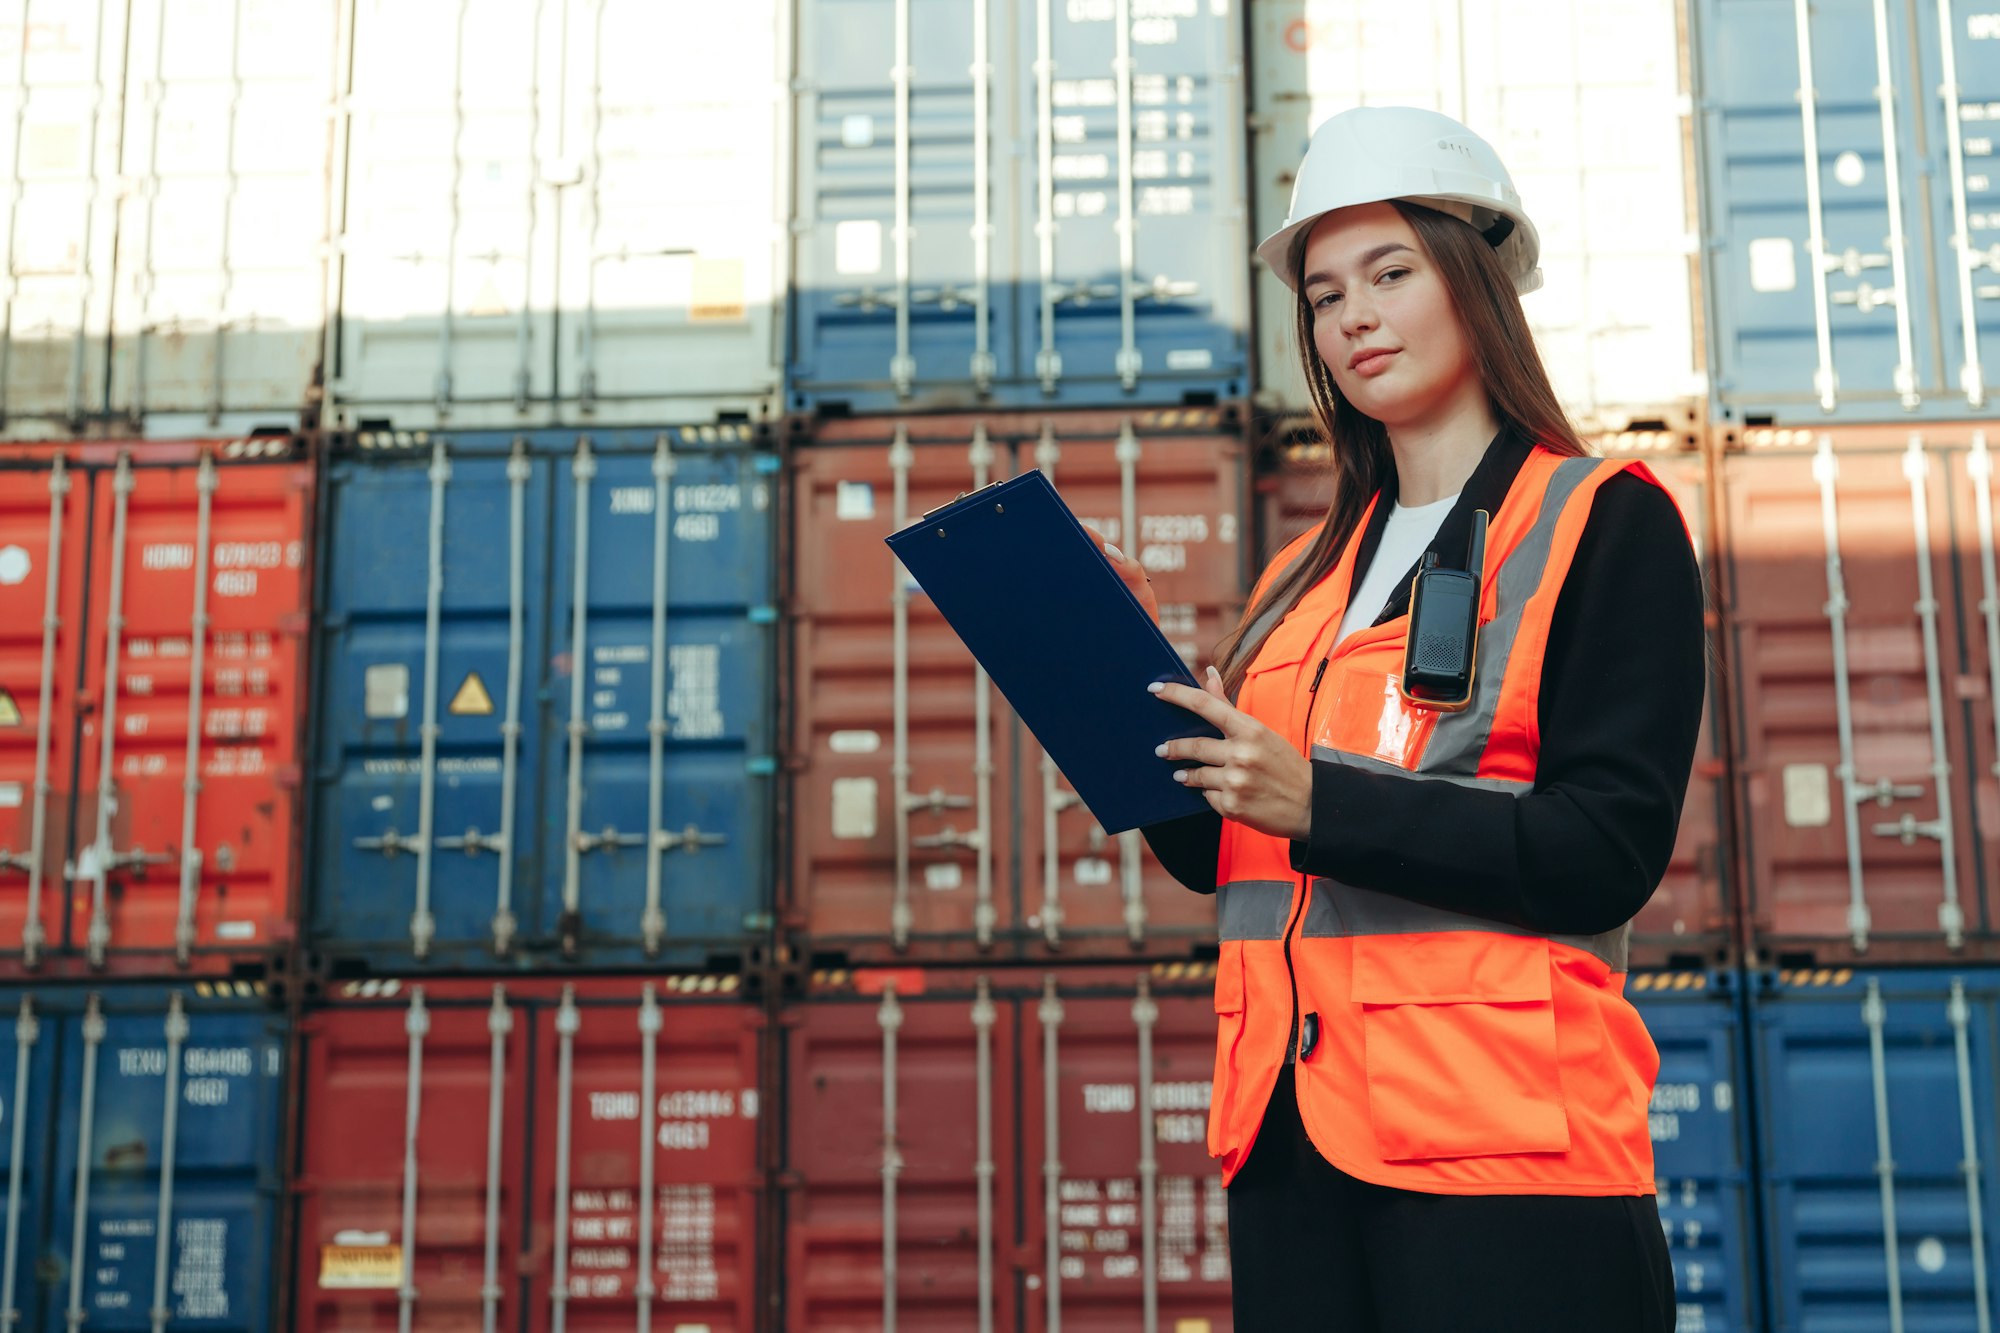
1101, 107, 1701, 1330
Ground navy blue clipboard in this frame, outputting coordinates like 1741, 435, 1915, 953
885, 468, 1223, 834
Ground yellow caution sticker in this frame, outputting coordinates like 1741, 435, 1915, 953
0, 689, 17, 727
319, 1244, 401, 1289
448, 671, 494, 716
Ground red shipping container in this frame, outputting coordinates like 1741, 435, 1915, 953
784, 965, 1232, 1332
789, 410, 1248, 963
1250, 424, 1733, 968
292, 976, 764, 1331
0, 439, 308, 977
1723, 424, 2000, 965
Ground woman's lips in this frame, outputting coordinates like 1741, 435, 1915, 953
1351, 348, 1398, 377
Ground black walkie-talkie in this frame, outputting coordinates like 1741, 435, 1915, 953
1400, 509, 1488, 711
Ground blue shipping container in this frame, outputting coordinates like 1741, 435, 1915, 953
1632, 973, 1763, 1333
0, 984, 284, 1331
309, 427, 778, 970
1750, 967, 2000, 1331
1692, 0, 2000, 424
788, 0, 1251, 412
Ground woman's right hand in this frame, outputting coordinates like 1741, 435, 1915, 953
1082, 524, 1160, 624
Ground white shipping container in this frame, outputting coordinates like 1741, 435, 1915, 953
327, 0, 788, 430
0, 0, 339, 439
1249, 0, 1703, 430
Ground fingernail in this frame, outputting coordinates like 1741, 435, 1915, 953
1146, 681, 1164, 694
1153, 743, 1167, 758
1172, 770, 1188, 783
1104, 542, 1124, 561
1207, 665, 1220, 680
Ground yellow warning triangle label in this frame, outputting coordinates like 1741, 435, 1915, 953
0, 689, 18, 727
448, 671, 494, 716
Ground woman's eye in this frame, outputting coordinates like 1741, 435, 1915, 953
1313, 292, 1341, 309
1379, 268, 1409, 283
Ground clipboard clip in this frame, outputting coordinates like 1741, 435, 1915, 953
920, 479, 1007, 522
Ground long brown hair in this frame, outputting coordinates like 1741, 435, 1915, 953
1214, 201, 1589, 698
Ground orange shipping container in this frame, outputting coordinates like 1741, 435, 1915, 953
788, 410, 1249, 963
0, 439, 308, 977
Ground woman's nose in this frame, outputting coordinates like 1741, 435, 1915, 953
1338, 293, 1376, 337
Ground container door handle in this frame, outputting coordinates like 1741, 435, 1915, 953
1936, 0, 1989, 409
1034, 0, 1062, 392
1040, 975, 1065, 1333
636, 987, 660, 1329
432, 0, 471, 413
969, 0, 995, 392
1898, 439, 1964, 947
1863, 979, 1907, 1333
148, 994, 188, 1333
409, 440, 452, 960
84, 455, 155, 967
549, 986, 580, 1332
1789, 0, 1841, 412
493, 443, 532, 955
1813, 439, 1872, 949
1118, 420, 1147, 946
1948, 979, 1995, 1331
5, 460, 71, 967
971, 979, 996, 1333
970, 427, 998, 949
878, 984, 903, 1333
561, 441, 597, 957
889, 0, 914, 399
0, 998, 38, 1324
174, 457, 218, 964
1113, 0, 1141, 392
399, 987, 429, 1333
482, 986, 511, 1333
1134, 977, 1159, 1333
643, 439, 677, 955
1864, 0, 1920, 408
65, 994, 105, 1332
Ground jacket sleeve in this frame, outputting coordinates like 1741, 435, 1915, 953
1285, 472, 1707, 937
1141, 809, 1223, 895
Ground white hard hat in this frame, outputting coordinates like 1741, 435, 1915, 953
1256, 106, 1542, 297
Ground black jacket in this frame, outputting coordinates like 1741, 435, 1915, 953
1141, 427, 1707, 938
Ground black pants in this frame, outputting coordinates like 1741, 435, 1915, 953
1227, 1067, 1676, 1332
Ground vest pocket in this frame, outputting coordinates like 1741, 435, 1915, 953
1350, 933, 1570, 1160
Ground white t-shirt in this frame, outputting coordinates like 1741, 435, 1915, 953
1334, 491, 1460, 645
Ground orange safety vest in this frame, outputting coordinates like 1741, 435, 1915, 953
1210, 444, 1683, 1196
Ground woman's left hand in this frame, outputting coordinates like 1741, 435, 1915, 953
1152, 666, 1314, 841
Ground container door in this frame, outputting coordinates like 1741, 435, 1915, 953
42, 992, 285, 1332
1752, 970, 2000, 1331
105, 0, 336, 436
788, 438, 1023, 958
0, 994, 56, 1330
1725, 437, 1983, 960
1021, 978, 1232, 1333
1696, 0, 1945, 418
331, 0, 560, 429
549, 0, 785, 423
1016, 425, 1243, 954
785, 986, 1021, 1332
543, 441, 776, 965
1018, 0, 1249, 408
295, 984, 524, 1331
69, 453, 308, 968
0, 0, 124, 434
1914, 0, 2000, 414
1630, 976, 1758, 1333
525, 987, 762, 1332
0, 454, 86, 964
789, 0, 1012, 411
311, 444, 550, 966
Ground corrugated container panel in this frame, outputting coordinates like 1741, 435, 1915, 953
0, 982, 286, 1332
1629, 972, 1760, 1333
0, 2, 337, 439
1248, 0, 1703, 430
0, 440, 309, 979
105, 0, 338, 437
1249, 423, 1733, 968
787, 0, 1251, 414
308, 426, 777, 971
328, 1, 787, 431
292, 976, 762, 1331
1721, 424, 2000, 965
1750, 967, 2000, 1331
0, 0, 124, 434
788, 410, 1246, 962
1691, 0, 2000, 424
785, 966, 1230, 1332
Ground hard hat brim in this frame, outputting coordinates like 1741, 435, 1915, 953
1255, 196, 1544, 298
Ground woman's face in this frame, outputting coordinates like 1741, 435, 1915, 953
1300, 202, 1478, 427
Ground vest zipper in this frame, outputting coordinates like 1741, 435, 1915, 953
1283, 653, 1335, 1061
